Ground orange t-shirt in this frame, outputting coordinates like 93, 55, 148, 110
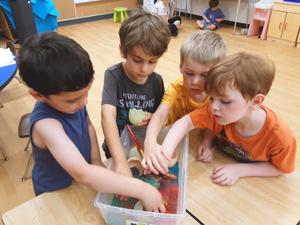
189, 105, 297, 173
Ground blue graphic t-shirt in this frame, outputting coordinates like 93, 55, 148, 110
203, 8, 224, 24
101, 62, 165, 157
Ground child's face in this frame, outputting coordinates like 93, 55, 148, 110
123, 46, 160, 84
180, 57, 212, 101
210, 6, 218, 11
210, 85, 251, 125
41, 82, 92, 114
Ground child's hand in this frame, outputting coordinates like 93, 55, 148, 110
211, 164, 241, 186
197, 144, 213, 162
142, 142, 169, 175
140, 184, 166, 213
196, 129, 214, 162
136, 113, 152, 127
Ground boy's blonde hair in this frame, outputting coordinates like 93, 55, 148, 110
119, 9, 171, 57
180, 30, 226, 67
206, 52, 275, 100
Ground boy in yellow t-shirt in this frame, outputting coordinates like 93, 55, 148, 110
142, 31, 226, 174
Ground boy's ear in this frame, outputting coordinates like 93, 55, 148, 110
251, 94, 265, 109
119, 44, 126, 58
29, 89, 47, 102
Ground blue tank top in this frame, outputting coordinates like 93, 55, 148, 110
30, 102, 91, 195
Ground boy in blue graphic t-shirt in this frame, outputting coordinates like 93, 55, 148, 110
196, 0, 224, 30
101, 9, 171, 179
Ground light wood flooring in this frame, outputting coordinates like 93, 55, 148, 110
0, 18, 300, 224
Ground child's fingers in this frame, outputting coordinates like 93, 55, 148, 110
148, 157, 167, 175
159, 203, 166, 213
156, 156, 169, 173
143, 168, 152, 175
201, 150, 212, 162
212, 165, 224, 175
211, 167, 224, 179
215, 177, 231, 186
211, 174, 227, 184
145, 159, 160, 175
141, 158, 148, 169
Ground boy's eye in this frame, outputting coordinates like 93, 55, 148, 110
184, 72, 194, 76
221, 100, 232, 104
66, 100, 77, 104
149, 60, 157, 64
133, 59, 142, 63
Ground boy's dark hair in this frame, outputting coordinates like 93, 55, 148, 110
119, 9, 171, 57
209, 0, 219, 8
18, 32, 94, 96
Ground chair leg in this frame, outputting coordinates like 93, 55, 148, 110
113, 11, 117, 23
120, 12, 124, 23
21, 152, 32, 182
24, 139, 30, 151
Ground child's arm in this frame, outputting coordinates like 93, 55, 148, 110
211, 162, 283, 186
168, 0, 176, 18
101, 104, 132, 178
215, 18, 224, 23
161, 114, 195, 166
34, 118, 165, 212
143, 104, 170, 175
202, 15, 210, 23
87, 116, 104, 167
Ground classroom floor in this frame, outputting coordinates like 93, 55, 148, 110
0, 17, 300, 225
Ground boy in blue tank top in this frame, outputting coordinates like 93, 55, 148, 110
18, 32, 166, 213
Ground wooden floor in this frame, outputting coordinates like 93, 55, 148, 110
0, 18, 299, 224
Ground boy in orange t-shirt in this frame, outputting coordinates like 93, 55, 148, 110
145, 52, 296, 186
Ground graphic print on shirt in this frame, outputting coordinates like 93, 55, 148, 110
117, 92, 155, 129
212, 130, 254, 162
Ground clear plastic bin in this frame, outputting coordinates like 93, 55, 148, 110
94, 127, 188, 225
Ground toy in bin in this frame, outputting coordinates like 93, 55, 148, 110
94, 127, 188, 225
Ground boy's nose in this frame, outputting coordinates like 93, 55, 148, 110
192, 77, 205, 90
211, 101, 220, 111
192, 76, 204, 84
78, 97, 88, 108
141, 63, 149, 73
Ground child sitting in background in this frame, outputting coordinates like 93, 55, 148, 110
142, 31, 226, 175
196, 0, 224, 30
144, 0, 182, 36
18, 32, 165, 212
101, 9, 171, 180
145, 52, 296, 186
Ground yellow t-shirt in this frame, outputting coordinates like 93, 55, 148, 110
162, 77, 210, 126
